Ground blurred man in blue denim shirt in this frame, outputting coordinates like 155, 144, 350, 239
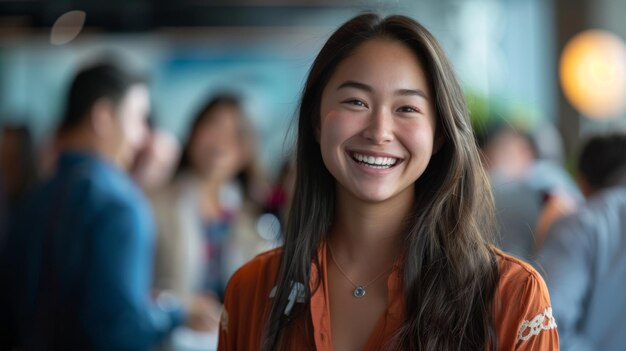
536, 133, 626, 351
0, 62, 209, 350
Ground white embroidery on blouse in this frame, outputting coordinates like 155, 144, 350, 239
517, 307, 557, 343
220, 308, 229, 333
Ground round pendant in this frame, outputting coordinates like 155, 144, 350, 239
353, 286, 366, 298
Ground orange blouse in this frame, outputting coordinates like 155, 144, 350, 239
218, 245, 559, 350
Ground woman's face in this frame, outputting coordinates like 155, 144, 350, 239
189, 104, 246, 180
319, 38, 438, 204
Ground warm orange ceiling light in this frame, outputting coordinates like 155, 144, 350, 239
560, 30, 626, 119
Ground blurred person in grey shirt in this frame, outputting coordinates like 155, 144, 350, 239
536, 133, 626, 351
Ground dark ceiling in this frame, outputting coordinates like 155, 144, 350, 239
0, 0, 367, 31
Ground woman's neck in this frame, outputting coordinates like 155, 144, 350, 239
190, 169, 222, 194
329, 185, 413, 267
192, 171, 226, 219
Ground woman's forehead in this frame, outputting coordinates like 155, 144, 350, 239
325, 38, 431, 97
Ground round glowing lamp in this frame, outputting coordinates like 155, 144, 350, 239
559, 30, 626, 119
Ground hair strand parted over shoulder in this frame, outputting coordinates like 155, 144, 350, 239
264, 13, 499, 351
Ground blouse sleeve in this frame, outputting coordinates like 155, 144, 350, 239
495, 253, 560, 350
513, 270, 559, 350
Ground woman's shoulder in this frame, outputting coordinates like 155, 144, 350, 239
224, 247, 284, 305
148, 177, 197, 220
492, 248, 559, 349
148, 177, 187, 203
494, 248, 552, 313
241, 246, 283, 268
495, 249, 545, 288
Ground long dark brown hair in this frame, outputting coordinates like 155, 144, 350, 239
264, 13, 499, 350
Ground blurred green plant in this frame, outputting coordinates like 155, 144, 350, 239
464, 89, 539, 148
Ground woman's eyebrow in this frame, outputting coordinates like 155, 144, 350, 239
396, 88, 429, 101
337, 80, 429, 101
337, 80, 372, 92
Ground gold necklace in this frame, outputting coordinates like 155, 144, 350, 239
327, 243, 394, 298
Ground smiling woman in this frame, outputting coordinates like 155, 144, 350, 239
217, 13, 559, 351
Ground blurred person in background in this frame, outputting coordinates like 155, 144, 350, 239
482, 124, 581, 262
0, 62, 211, 351
0, 123, 38, 248
150, 94, 270, 349
130, 117, 181, 192
536, 133, 626, 351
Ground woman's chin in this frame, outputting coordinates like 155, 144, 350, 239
351, 188, 397, 204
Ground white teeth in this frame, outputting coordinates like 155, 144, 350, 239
351, 152, 399, 166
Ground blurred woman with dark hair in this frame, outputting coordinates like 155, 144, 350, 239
150, 94, 270, 336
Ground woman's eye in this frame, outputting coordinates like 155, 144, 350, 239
397, 106, 420, 113
342, 99, 368, 108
